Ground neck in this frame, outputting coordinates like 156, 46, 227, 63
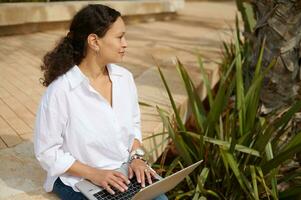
78, 58, 108, 80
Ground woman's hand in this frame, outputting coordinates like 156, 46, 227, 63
88, 168, 130, 195
128, 159, 157, 187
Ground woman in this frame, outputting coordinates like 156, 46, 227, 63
34, 4, 168, 200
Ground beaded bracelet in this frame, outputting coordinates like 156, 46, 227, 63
129, 154, 148, 164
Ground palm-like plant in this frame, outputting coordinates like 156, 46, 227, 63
152, 29, 301, 199
236, 0, 301, 112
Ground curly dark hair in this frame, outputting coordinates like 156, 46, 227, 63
40, 4, 121, 87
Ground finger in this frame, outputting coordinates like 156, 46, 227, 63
111, 176, 129, 191
146, 170, 152, 185
108, 179, 126, 193
134, 169, 141, 183
147, 167, 159, 179
128, 166, 134, 179
150, 170, 157, 179
103, 184, 115, 195
114, 172, 130, 184
140, 168, 145, 187
149, 167, 157, 175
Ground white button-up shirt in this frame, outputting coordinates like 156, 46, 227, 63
34, 64, 142, 192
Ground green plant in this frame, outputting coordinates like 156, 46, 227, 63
235, 0, 256, 35
151, 30, 301, 200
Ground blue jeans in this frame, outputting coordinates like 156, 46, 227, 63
53, 177, 168, 200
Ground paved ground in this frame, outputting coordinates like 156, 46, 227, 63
0, 1, 237, 199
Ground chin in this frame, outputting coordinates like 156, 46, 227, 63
109, 54, 124, 63
117, 56, 124, 62
110, 59, 122, 64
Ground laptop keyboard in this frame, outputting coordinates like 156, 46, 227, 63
93, 177, 158, 200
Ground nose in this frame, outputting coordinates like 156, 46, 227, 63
121, 37, 127, 49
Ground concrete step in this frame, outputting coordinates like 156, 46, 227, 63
0, 0, 184, 36
0, 141, 56, 200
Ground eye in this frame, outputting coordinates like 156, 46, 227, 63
118, 33, 125, 39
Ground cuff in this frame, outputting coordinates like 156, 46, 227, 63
50, 154, 76, 177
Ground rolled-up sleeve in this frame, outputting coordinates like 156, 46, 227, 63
129, 74, 142, 143
34, 90, 75, 177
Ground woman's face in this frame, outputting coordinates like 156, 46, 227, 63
97, 17, 127, 64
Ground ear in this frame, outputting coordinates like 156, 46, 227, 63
87, 33, 100, 52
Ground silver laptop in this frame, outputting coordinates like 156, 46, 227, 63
75, 160, 203, 200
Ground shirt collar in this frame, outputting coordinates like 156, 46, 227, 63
66, 64, 122, 90
107, 63, 123, 77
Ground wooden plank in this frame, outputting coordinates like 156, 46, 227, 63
0, 95, 35, 129
0, 116, 22, 147
0, 137, 7, 149
0, 66, 40, 92
19, 132, 33, 141
0, 99, 32, 135
0, 79, 38, 113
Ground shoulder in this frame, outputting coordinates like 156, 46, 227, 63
40, 75, 68, 107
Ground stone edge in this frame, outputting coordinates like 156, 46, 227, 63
0, 0, 184, 35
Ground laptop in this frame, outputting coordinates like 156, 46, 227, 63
75, 160, 203, 200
